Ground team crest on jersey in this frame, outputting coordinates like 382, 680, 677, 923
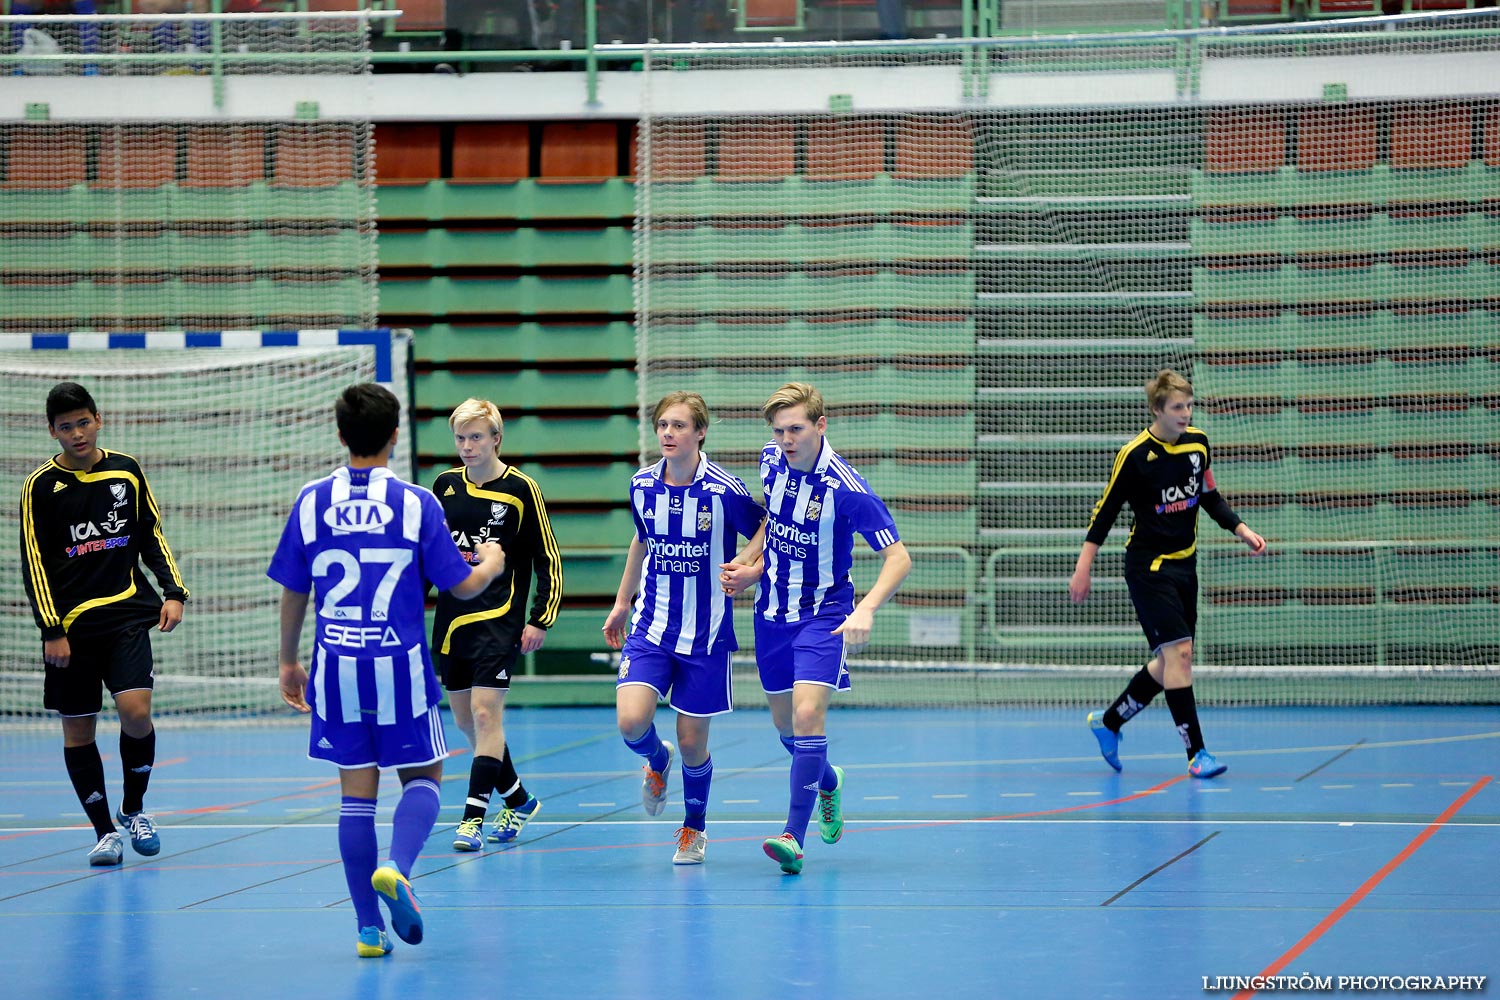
489, 502, 509, 526
618, 655, 630, 679
109, 483, 127, 507
805, 498, 822, 522
697, 509, 713, 532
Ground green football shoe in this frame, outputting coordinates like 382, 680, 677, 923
817, 765, 845, 845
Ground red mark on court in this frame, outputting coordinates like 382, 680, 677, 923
982, 773, 1188, 821
164, 778, 339, 816
1233, 775, 1493, 1000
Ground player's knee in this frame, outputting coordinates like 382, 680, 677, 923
616, 711, 649, 741
676, 728, 709, 762
471, 705, 498, 732
791, 705, 825, 736
115, 703, 152, 734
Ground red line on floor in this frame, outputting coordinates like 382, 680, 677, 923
165, 778, 340, 816
980, 774, 1189, 821
1233, 775, 1493, 1000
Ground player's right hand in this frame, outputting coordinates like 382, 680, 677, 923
601, 605, 630, 650
43, 636, 70, 669
279, 661, 311, 713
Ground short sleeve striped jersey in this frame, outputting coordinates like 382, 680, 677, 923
626, 453, 764, 655
267, 465, 472, 658
754, 439, 900, 623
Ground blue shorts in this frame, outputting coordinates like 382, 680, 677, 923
754, 609, 851, 694
615, 632, 733, 718
306, 645, 449, 770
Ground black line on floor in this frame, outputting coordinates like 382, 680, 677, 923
1100, 831, 1221, 907
1296, 739, 1367, 783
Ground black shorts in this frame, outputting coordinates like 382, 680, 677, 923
1125, 558, 1198, 654
43, 625, 155, 717
437, 644, 522, 693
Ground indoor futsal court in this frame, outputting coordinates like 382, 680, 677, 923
1, 704, 1494, 999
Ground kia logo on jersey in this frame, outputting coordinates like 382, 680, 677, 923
324, 499, 393, 533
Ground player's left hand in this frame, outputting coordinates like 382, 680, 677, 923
1237, 525, 1267, 555
159, 599, 184, 633
279, 661, 311, 713
520, 623, 547, 654
719, 561, 762, 597
833, 607, 874, 650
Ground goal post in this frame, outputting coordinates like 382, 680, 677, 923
0, 329, 412, 719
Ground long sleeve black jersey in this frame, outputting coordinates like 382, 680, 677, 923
1084, 427, 1242, 571
20, 450, 189, 641
431, 464, 563, 658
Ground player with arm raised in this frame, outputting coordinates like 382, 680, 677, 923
20, 381, 188, 867
1070, 369, 1266, 779
602, 391, 765, 865
721, 382, 912, 875
432, 398, 562, 851
268, 383, 504, 958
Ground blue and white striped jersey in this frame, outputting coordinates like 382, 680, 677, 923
754, 439, 900, 622
627, 453, 764, 656
267, 465, 472, 723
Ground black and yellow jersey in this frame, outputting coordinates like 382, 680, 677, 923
20, 450, 189, 641
431, 464, 563, 658
1084, 426, 1242, 571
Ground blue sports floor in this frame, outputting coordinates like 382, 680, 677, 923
1, 706, 1495, 1000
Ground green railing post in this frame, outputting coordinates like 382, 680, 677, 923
210, 0, 226, 110
585, 0, 600, 107
961, 0, 976, 100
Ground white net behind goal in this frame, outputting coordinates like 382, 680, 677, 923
0, 334, 409, 718
631, 14, 1500, 706
0, 11, 379, 334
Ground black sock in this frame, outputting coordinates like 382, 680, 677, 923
463, 755, 503, 822
64, 742, 116, 838
1103, 666, 1163, 732
118, 727, 155, 816
498, 743, 529, 809
1164, 686, 1205, 760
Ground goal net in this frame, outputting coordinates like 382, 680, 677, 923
630, 11, 1500, 705
0, 9, 379, 333
0, 331, 411, 719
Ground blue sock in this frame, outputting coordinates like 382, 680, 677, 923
338, 796, 381, 930
783, 732, 838, 790
388, 778, 441, 877
681, 757, 712, 832
624, 724, 669, 774
785, 736, 828, 846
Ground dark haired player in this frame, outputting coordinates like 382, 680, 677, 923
21, 381, 188, 867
